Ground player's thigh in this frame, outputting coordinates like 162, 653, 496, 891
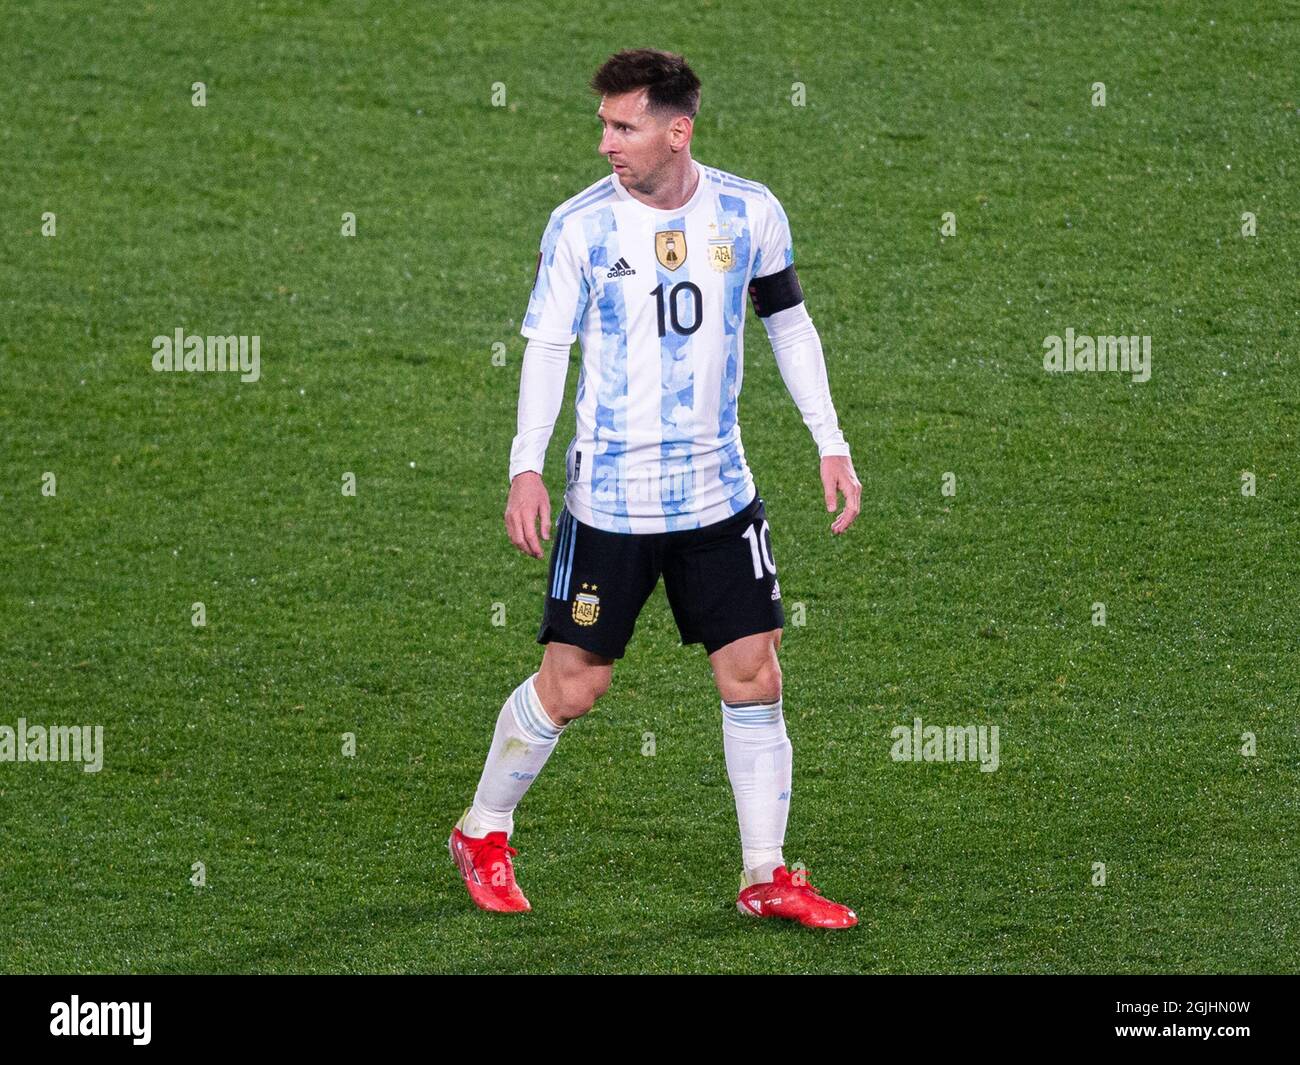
662, 494, 785, 657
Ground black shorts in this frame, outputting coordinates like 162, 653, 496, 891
537, 493, 784, 660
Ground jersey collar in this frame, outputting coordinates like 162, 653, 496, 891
610, 159, 706, 217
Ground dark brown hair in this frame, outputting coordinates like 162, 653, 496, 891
590, 49, 701, 120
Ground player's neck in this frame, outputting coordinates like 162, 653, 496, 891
627, 157, 698, 211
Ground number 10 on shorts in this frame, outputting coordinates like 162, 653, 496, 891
741, 521, 776, 579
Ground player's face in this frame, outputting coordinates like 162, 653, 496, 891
597, 91, 677, 191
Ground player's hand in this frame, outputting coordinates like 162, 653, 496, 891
505, 471, 552, 559
821, 454, 861, 535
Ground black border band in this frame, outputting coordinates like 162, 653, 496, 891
748, 263, 804, 318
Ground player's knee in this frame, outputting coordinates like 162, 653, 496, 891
551, 662, 612, 723
753, 656, 782, 703
537, 643, 615, 724
575, 664, 612, 710
719, 644, 782, 704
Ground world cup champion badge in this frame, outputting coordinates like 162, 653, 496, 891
655, 230, 686, 271
572, 582, 601, 626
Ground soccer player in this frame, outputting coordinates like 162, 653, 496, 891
450, 48, 862, 929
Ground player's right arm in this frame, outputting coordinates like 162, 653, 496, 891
505, 210, 590, 559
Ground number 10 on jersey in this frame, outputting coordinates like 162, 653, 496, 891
652, 282, 703, 337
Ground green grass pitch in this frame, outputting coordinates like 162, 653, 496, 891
1, 1, 1297, 973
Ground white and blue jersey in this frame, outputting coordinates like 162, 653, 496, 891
520, 160, 796, 535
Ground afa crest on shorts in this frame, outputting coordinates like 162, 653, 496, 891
572, 582, 601, 626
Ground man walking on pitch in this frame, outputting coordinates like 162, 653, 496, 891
450, 48, 862, 929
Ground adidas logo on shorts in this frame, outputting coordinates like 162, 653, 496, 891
606, 257, 636, 279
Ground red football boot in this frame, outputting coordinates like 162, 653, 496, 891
448, 811, 531, 913
736, 864, 857, 929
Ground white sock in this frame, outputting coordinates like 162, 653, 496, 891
721, 696, 791, 885
462, 673, 565, 838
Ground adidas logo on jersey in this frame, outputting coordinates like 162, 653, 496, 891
605, 257, 636, 278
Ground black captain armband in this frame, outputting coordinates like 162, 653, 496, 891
748, 263, 804, 318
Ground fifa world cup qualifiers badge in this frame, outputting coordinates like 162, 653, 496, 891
572, 582, 601, 626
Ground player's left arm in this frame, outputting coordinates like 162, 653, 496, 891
748, 188, 861, 535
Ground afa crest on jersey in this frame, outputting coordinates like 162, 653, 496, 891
572, 583, 601, 626
707, 221, 737, 272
